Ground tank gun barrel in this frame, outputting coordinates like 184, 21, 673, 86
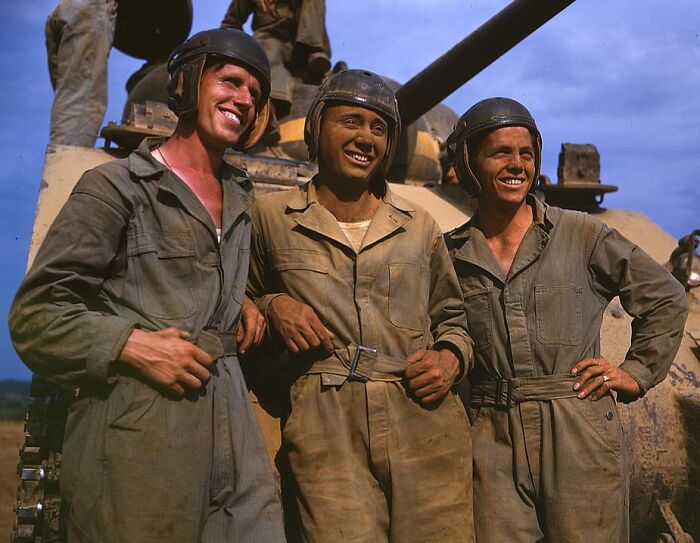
395, 0, 575, 127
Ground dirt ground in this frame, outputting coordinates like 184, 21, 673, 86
0, 421, 23, 539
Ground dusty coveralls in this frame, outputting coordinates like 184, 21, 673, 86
446, 195, 688, 543
248, 180, 475, 542
222, 0, 330, 105
45, 0, 116, 147
9, 139, 285, 543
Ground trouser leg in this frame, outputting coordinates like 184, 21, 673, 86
254, 32, 294, 106
541, 396, 629, 542
469, 405, 543, 543
283, 376, 389, 542
295, 0, 330, 55
63, 360, 284, 543
384, 385, 474, 543
45, 0, 115, 147
63, 376, 210, 542
200, 357, 286, 543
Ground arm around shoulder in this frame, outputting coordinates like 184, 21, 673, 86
427, 232, 474, 380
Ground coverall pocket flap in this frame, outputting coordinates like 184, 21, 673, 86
463, 288, 493, 350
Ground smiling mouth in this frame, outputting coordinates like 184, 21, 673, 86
220, 109, 242, 127
499, 177, 526, 186
345, 150, 372, 165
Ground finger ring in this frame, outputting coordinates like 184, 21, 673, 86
602, 375, 610, 383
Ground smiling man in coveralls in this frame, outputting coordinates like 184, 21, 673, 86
248, 70, 475, 542
10, 28, 285, 542
445, 97, 688, 542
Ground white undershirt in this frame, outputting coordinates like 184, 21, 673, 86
338, 219, 371, 252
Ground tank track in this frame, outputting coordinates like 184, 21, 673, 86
11, 377, 76, 543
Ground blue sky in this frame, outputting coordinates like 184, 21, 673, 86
1, 0, 698, 380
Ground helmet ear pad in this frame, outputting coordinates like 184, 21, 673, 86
235, 97, 270, 150
166, 56, 206, 118
455, 138, 482, 197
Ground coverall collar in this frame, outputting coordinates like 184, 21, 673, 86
287, 177, 415, 252
129, 138, 253, 239
453, 194, 554, 283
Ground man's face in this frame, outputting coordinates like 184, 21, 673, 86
470, 126, 536, 208
316, 104, 389, 187
195, 62, 261, 151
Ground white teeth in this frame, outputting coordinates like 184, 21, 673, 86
221, 110, 241, 124
347, 152, 369, 163
502, 178, 524, 185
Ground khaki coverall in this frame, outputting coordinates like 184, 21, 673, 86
222, 0, 330, 104
9, 139, 285, 542
446, 195, 688, 543
249, 180, 475, 542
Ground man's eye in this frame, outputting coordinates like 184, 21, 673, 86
371, 124, 387, 135
344, 118, 359, 126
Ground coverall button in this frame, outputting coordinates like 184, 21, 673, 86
606, 411, 614, 420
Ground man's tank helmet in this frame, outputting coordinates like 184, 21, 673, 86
166, 28, 271, 150
304, 69, 401, 185
446, 97, 542, 197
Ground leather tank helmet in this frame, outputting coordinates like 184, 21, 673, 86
166, 28, 271, 150
446, 97, 542, 197
304, 69, 401, 189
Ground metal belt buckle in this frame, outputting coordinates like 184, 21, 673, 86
348, 345, 377, 383
495, 377, 514, 408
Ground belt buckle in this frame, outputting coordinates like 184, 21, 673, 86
495, 377, 514, 408
348, 345, 377, 383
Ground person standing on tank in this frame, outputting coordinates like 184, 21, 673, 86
248, 69, 475, 542
444, 97, 688, 542
10, 28, 286, 542
222, 0, 331, 142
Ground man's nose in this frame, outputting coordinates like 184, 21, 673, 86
355, 126, 373, 150
234, 86, 254, 109
507, 155, 524, 172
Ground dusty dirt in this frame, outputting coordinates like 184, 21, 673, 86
0, 421, 23, 539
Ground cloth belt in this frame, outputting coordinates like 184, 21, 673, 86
470, 374, 579, 408
195, 329, 238, 359
77, 328, 237, 399
306, 344, 410, 384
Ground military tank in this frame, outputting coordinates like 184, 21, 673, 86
11, 0, 699, 541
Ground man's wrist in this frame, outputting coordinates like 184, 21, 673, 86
435, 342, 464, 383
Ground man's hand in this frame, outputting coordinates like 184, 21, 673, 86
236, 296, 266, 354
571, 358, 641, 401
258, 0, 275, 13
119, 328, 213, 396
268, 295, 335, 353
405, 348, 461, 404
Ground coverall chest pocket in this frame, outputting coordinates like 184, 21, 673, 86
388, 263, 428, 331
271, 249, 331, 325
463, 288, 492, 350
534, 284, 583, 345
127, 231, 196, 320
